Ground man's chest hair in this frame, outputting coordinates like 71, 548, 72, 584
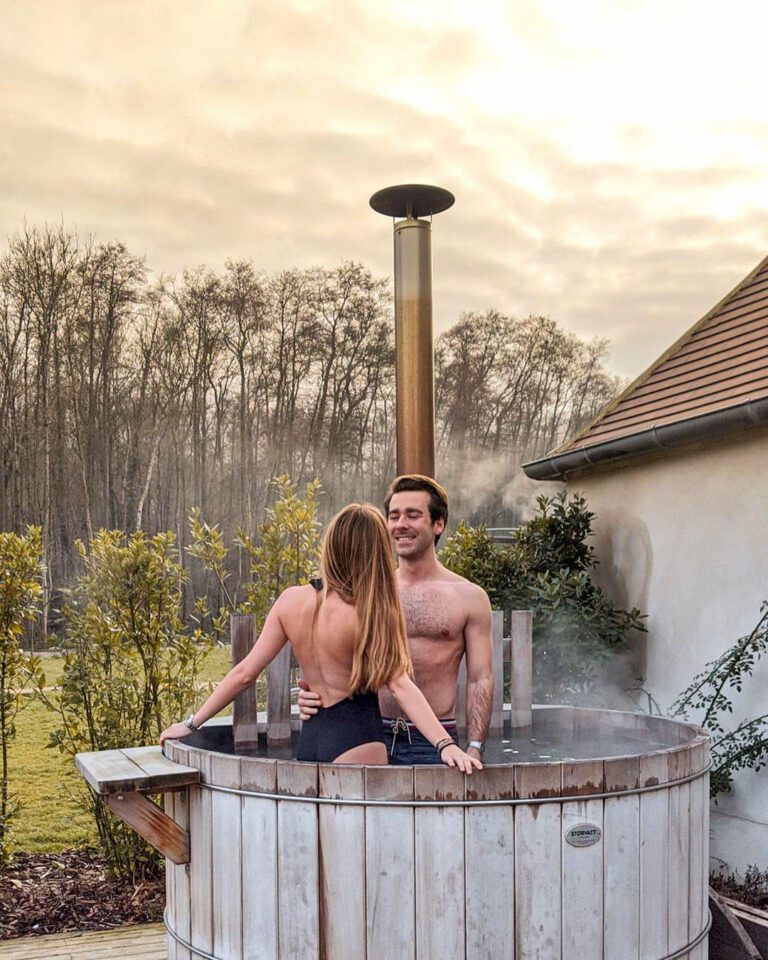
400, 584, 466, 640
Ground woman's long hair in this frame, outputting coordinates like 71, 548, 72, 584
320, 503, 412, 695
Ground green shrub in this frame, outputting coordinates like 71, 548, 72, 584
190, 475, 322, 628
670, 602, 768, 798
43, 529, 215, 880
0, 527, 45, 865
441, 491, 645, 702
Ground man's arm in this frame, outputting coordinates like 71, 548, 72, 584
464, 586, 493, 758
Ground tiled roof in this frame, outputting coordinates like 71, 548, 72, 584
556, 254, 768, 453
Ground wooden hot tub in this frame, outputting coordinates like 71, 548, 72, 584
162, 706, 710, 960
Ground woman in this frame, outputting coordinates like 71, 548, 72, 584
161, 503, 481, 773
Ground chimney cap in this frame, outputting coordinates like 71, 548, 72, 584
370, 184, 454, 219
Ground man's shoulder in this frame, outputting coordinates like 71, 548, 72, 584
437, 565, 488, 594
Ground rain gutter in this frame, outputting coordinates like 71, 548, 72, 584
522, 396, 768, 480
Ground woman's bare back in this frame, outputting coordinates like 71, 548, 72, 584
281, 583, 361, 709
283, 583, 388, 764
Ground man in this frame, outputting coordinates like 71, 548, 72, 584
298, 474, 493, 765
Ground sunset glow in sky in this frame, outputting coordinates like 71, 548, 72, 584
2, 0, 768, 376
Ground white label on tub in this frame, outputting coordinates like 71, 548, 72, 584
565, 823, 602, 847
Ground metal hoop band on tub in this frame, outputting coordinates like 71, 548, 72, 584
194, 763, 709, 807
164, 909, 713, 960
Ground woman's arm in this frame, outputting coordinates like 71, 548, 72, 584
160, 591, 292, 744
386, 673, 482, 773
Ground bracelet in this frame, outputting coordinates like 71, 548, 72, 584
435, 737, 456, 755
182, 713, 199, 732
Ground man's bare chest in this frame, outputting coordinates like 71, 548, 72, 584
400, 585, 465, 641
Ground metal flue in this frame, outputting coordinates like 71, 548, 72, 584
370, 184, 454, 477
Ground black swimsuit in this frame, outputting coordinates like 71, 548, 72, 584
297, 690, 385, 762
295, 579, 387, 763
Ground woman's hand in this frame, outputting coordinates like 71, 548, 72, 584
440, 743, 483, 773
160, 722, 194, 745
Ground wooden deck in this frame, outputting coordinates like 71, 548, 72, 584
0, 923, 166, 959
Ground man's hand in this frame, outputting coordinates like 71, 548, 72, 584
297, 679, 322, 720
466, 746, 483, 764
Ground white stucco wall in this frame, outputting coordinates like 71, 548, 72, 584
567, 428, 768, 875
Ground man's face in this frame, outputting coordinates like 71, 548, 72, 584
386, 490, 444, 560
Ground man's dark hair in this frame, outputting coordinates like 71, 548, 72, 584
383, 474, 449, 545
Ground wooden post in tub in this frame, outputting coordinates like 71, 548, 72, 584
231, 613, 259, 752
510, 610, 533, 728
231, 611, 293, 750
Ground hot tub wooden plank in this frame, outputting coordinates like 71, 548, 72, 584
639, 788, 670, 960
688, 773, 707, 948
562, 798, 603, 960
562, 759, 604, 797
276, 761, 319, 960
514, 762, 561, 800
604, 756, 640, 793
639, 749, 669, 788
165, 790, 191, 960
365, 766, 415, 960
241, 758, 278, 960
515, 794, 562, 959
319, 766, 366, 959
415, 767, 466, 959
210, 754, 243, 959
465, 774, 514, 960
455, 656, 467, 733
188, 749, 214, 958
165, 790, 178, 960
700, 776, 710, 935
489, 609, 504, 734
509, 610, 533, 729
668, 742, 694, 782
668, 781, 691, 954
266, 645, 292, 746
231, 613, 260, 752
603, 793, 640, 960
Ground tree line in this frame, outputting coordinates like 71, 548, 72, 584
0, 223, 621, 626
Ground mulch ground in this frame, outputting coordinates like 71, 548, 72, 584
0, 848, 165, 939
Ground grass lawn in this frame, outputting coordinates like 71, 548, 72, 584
7, 646, 233, 855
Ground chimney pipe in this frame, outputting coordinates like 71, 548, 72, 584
370, 184, 454, 477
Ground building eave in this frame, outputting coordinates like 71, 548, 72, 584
522, 397, 768, 480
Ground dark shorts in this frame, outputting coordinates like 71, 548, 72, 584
297, 692, 385, 762
382, 717, 458, 766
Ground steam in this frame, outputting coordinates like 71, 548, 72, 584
438, 449, 556, 528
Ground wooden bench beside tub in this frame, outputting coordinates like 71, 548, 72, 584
75, 745, 200, 864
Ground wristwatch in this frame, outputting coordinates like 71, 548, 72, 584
183, 714, 199, 732
468, 740, 485, 755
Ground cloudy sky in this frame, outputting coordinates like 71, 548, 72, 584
2, 0, 767, 377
